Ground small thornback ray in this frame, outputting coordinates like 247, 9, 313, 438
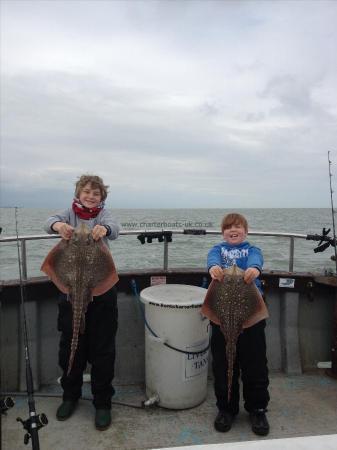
41, 223, 119, 375
201, 265, 268, 402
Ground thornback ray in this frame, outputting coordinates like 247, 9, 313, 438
201, 265, 268, 402
41, 223, 119, 375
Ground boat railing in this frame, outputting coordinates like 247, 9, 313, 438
0, 230, 307, 280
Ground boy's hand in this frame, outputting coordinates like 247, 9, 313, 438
53, 222, 74, 240
244, 267, 260, 284
92, 225, 107, 241
209, 265, 224, 281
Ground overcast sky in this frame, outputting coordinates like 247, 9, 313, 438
1, 0, 337, 208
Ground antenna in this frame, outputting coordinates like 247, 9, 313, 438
328, 151, 337, 275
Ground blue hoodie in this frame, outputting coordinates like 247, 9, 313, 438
207, 241, 263, 292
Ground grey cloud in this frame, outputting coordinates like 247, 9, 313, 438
1, 1, 337, 208
260, 75, 316, 115
2, 73, 243, 159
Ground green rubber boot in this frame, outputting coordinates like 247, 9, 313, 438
56, 400, 77, 421
95, 409, 111, 431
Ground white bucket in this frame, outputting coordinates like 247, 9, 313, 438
140, 284, 210, 409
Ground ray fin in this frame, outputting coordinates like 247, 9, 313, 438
201, 279, 222, 325
91, 241, 119, 296
40, 240, 70, 294
242, 285, 269, 328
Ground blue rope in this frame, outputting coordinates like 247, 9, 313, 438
130, 279, 160, 339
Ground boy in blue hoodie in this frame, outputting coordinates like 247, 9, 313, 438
207, 213, 270, 436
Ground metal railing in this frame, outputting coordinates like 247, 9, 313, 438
0, 229, 307, 280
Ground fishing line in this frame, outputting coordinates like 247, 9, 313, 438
14, 207, 48, 449
0, 219, 15, 450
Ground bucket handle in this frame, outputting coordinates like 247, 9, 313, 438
131, 279, 211, 356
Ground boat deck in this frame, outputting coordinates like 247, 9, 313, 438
2, 371, 337, 450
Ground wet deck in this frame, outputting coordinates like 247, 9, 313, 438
2, 371, 337, 450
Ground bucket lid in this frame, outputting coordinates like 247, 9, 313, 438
140, 284, 207, 307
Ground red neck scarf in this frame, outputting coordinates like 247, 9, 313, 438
72, 199, 103, 220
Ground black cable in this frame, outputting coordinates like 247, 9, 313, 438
3, 392, 145, 410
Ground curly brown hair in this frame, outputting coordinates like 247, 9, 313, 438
221, 213, 248, 233
74, 174, 109, 201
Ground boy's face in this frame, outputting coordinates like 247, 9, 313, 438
79, 183, 102, 208
222, 223, 247, 245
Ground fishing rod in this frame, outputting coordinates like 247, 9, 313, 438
305, 153, 337, 264
14, 208, 48, 449
327, 151, 337, 275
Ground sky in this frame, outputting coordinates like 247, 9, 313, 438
1, 0, 337, 208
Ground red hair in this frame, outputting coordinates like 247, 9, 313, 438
221, 213, 248, 233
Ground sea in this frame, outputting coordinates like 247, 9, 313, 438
0, 208, 335, 281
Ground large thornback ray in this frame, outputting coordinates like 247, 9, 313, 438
201, 265, 268, 401
41, 223, 119, 375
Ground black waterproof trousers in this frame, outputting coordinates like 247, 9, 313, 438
57, 287, 118, 409
211, 320, 269, 415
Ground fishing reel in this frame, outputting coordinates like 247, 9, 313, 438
306, 228, 336, 253
17, 412, 48, 445
0, 396, 15, 414
137, 231, 173, 244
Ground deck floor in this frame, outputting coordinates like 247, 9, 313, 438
1, 371, 337, 450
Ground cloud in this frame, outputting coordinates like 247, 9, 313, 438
1, 0, 337, 208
